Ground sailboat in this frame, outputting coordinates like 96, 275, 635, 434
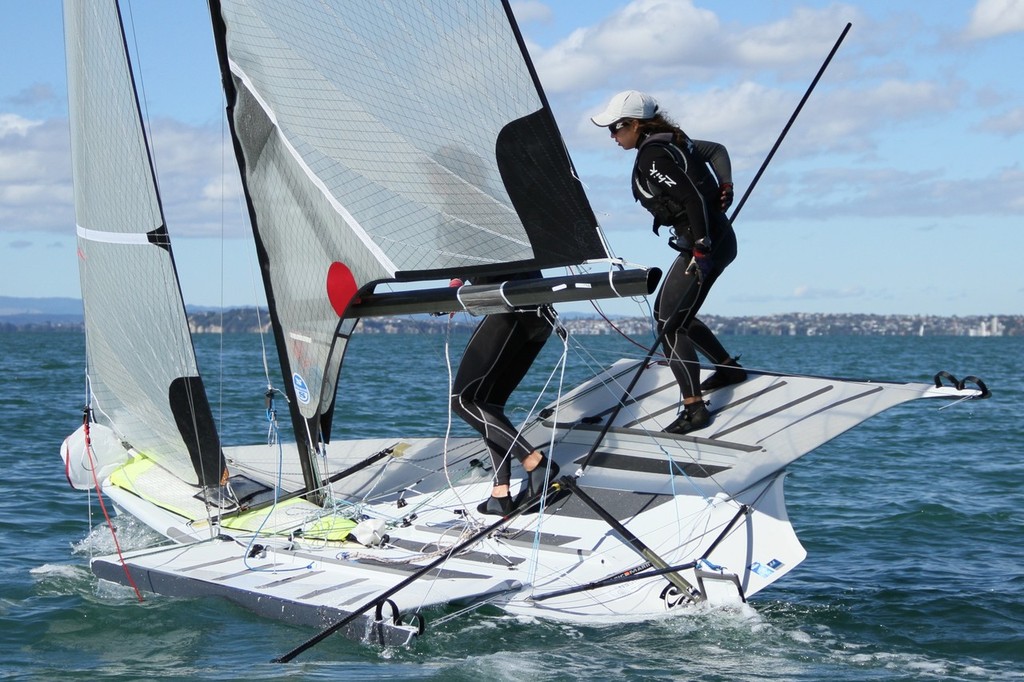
60, 0, 989, 655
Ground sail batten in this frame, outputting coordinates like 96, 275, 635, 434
76, 225, 154, 245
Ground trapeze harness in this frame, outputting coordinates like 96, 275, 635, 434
632, 132, 738, 398
631, 132, 731, 251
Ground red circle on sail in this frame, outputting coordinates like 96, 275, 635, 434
326, 261, 358, 317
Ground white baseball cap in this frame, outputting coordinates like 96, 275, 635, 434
590, 90, 659, 126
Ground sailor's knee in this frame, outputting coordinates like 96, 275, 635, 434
450, 393, 472, 417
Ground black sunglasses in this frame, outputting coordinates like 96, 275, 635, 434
608, 119, 631, 134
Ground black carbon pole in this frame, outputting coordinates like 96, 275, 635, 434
729, 22, 852, 223
558, 477, 701, 600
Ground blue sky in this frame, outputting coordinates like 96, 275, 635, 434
2, 0, 1022, 317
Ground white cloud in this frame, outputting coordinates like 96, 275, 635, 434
0, 116, 71, 233
652, 81, 799, 154
535, 1, 1023, 248
749, 162, 1024, 223
0, 113, 42, 138
569, 75, 955, 169
510, 1, 552, 24
541, 1, 881, 167
733, 5, 865, 69
808, 78, 957, 144
792, 285, 865, 300
977, 107, 1024, 135
0, 113, 246, 238
534, 0, 722, 93
146, 119, 248, 238
534, 0, 869, 95
4, 84, 59, 109
964, 0, 1024, 39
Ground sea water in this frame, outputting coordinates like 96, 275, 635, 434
1, 329, 1021, 681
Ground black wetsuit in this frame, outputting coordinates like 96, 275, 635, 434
632, 132, 737, 398
450, 275, 553, 487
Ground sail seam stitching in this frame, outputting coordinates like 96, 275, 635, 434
227, 58, 398, 274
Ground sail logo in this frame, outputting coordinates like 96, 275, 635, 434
293, 373, 311, 404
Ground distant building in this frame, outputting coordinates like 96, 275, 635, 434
3, 306, 1022, 336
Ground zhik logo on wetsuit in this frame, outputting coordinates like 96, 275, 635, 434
648, 161, 676, 187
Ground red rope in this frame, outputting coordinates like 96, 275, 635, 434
589, 299, 655, 353
566, 264, 664, 357
82, 410, 145, 603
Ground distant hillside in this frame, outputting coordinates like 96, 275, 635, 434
0, 296, 82, 317
0, 297, 1019, 336
0, 296, 82, 329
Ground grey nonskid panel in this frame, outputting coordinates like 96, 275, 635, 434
90, 555, 421, 647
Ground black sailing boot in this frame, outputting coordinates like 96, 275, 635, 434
514, 455, 564, 515
526, 456, 559, 498
664, 401, 711, 435
700, 357, 747, 391
477, 493, 514, 516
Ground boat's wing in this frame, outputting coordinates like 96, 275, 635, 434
92, 533, 523, 647
525, 362, 987, 496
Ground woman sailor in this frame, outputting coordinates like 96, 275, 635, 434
591, 90, 746, 434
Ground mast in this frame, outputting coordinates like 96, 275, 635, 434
207, 0, 324, 500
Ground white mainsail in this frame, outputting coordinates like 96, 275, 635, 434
64, 0, 224, 487
210, 0, 610, 429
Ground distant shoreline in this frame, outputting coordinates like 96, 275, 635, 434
1, 309, 1019, 337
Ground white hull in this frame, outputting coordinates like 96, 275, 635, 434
68, 362, 982, 645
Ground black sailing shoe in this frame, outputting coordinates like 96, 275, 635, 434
516, 457, 564, 515
664, 401, 711, 435
526, 457, 559, 498
700, 358, 747, 391
477, 494, 514, 516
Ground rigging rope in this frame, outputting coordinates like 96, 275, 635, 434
81, 407, 144, 602
526, 312, 571, 584
440, 312, 476, 513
